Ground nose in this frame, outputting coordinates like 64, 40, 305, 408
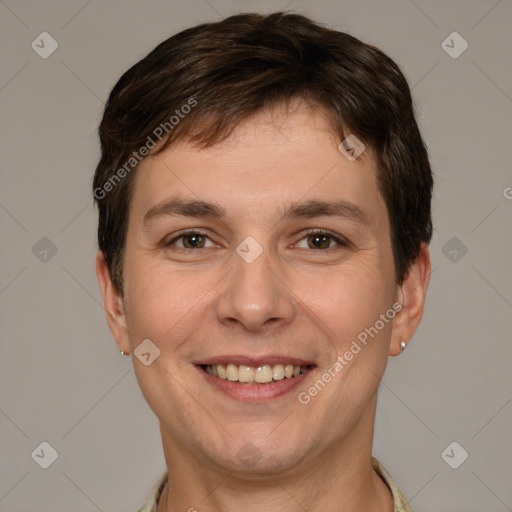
215, 242, 296, 333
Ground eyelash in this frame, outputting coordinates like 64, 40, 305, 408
165, 228, 349, 251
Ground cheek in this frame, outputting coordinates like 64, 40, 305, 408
123, 257, 217, 348
304, 261, 394, 340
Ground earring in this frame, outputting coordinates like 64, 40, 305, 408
120, 351, 130, 356
400, 340, 407, 351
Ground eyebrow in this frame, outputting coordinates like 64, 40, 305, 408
143, 197, 370, 227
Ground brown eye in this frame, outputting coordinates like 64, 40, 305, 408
167, 231, 213, 249
307, 233, 333, 250
182, 233, 206, 248
294, 229, 348, 251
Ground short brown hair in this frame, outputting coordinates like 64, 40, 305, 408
93, 12, 433, 294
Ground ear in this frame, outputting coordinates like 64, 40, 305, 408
389, 243, 431, 356
95, 250, 130, 354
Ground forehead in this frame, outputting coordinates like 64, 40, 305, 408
129, 103, 387, 233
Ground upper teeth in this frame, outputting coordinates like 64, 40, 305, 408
204, 364, 307, 383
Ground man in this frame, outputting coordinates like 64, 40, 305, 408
94, 12, 432, 511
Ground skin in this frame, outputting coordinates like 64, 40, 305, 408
96, 100, 430, 512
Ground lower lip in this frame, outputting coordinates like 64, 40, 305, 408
197, 366, 314, 402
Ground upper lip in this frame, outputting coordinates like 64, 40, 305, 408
194, 355, 316, 367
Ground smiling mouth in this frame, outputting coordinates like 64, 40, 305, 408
200, 363, 315, 384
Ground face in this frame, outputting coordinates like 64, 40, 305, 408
97, 101, 428, 478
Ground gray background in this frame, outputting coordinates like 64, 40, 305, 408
1, 0, 511, 511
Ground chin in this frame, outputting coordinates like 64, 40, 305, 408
201, 429, 310, 477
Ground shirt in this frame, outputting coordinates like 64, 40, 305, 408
136, 457, 413, 512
